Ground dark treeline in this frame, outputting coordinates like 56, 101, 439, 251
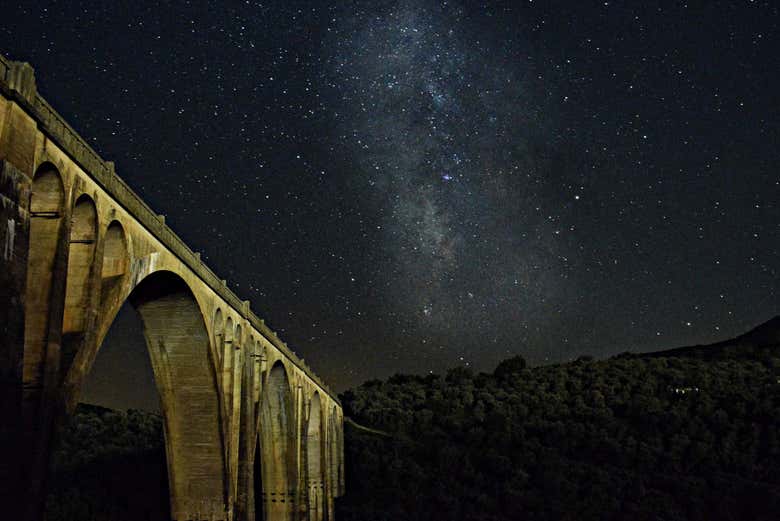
46, 320, 780, 520
336, 322, 780, 521
46, 404, 168, 521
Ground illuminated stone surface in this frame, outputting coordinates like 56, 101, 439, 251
0, 55, 344, 521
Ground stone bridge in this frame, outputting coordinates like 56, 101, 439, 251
0, 55, 344, 521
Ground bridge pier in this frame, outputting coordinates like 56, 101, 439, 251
0, 55, 344, 521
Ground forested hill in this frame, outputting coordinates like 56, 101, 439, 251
641, 315, 780, 361
47, 405, 168, 521
337, 317, 780, 521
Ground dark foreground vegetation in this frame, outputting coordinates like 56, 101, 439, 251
47, 318, 779, 520
46, 404, 168, 521
337, 318, 780, 521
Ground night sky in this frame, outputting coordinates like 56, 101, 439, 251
2, 1, 778, 398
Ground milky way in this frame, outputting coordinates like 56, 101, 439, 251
327, 2, 567, 350
1, 1, 777, 396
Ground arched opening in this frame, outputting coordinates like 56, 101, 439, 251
224, 316, 235, 416
232, 324, 243, 417
212, 310, 224, 391
47, 301, 169, 520
49, 271, 227, 521
252, 339, 264, 407
306, 393, 324, 521
23, 163, 64, 387
62, 194, 97, 334
101, 221, 128, 278
98, 220, 129, 328
61, 194, 98, 380
258, 362, 295, 521
81, 302, 159, 411
213, 309, 225, 351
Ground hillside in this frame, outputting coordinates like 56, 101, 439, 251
46, 405, 168, 521
337, 318, 780, 521
642, 316, 780, 361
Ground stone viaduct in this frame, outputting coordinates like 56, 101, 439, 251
0, 55, 344, 520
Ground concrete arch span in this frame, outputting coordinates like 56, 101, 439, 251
258, 361, 296, 521
127, 270, 227, 519
65, 269, 228, 519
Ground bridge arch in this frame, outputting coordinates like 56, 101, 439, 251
259, 360, 295, 520
62, 194, 98, 335
231, 323, 242, 406
30, 162, 66, 212
97, 220, 129, 327
225, 316, 235, 344
213, 308, 225, 342
212, 308, 225, 375
59, 194, 100, 382
100, 220, 128, 279
23, 162, 66, 386
252, 338, 265, 406
56, 268, 227, 519
124, 270, 227, 519
225, 316, 235, 383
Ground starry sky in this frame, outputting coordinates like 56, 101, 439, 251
2, 1, 778, 398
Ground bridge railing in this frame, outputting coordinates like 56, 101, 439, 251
0, 54, 339, 404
